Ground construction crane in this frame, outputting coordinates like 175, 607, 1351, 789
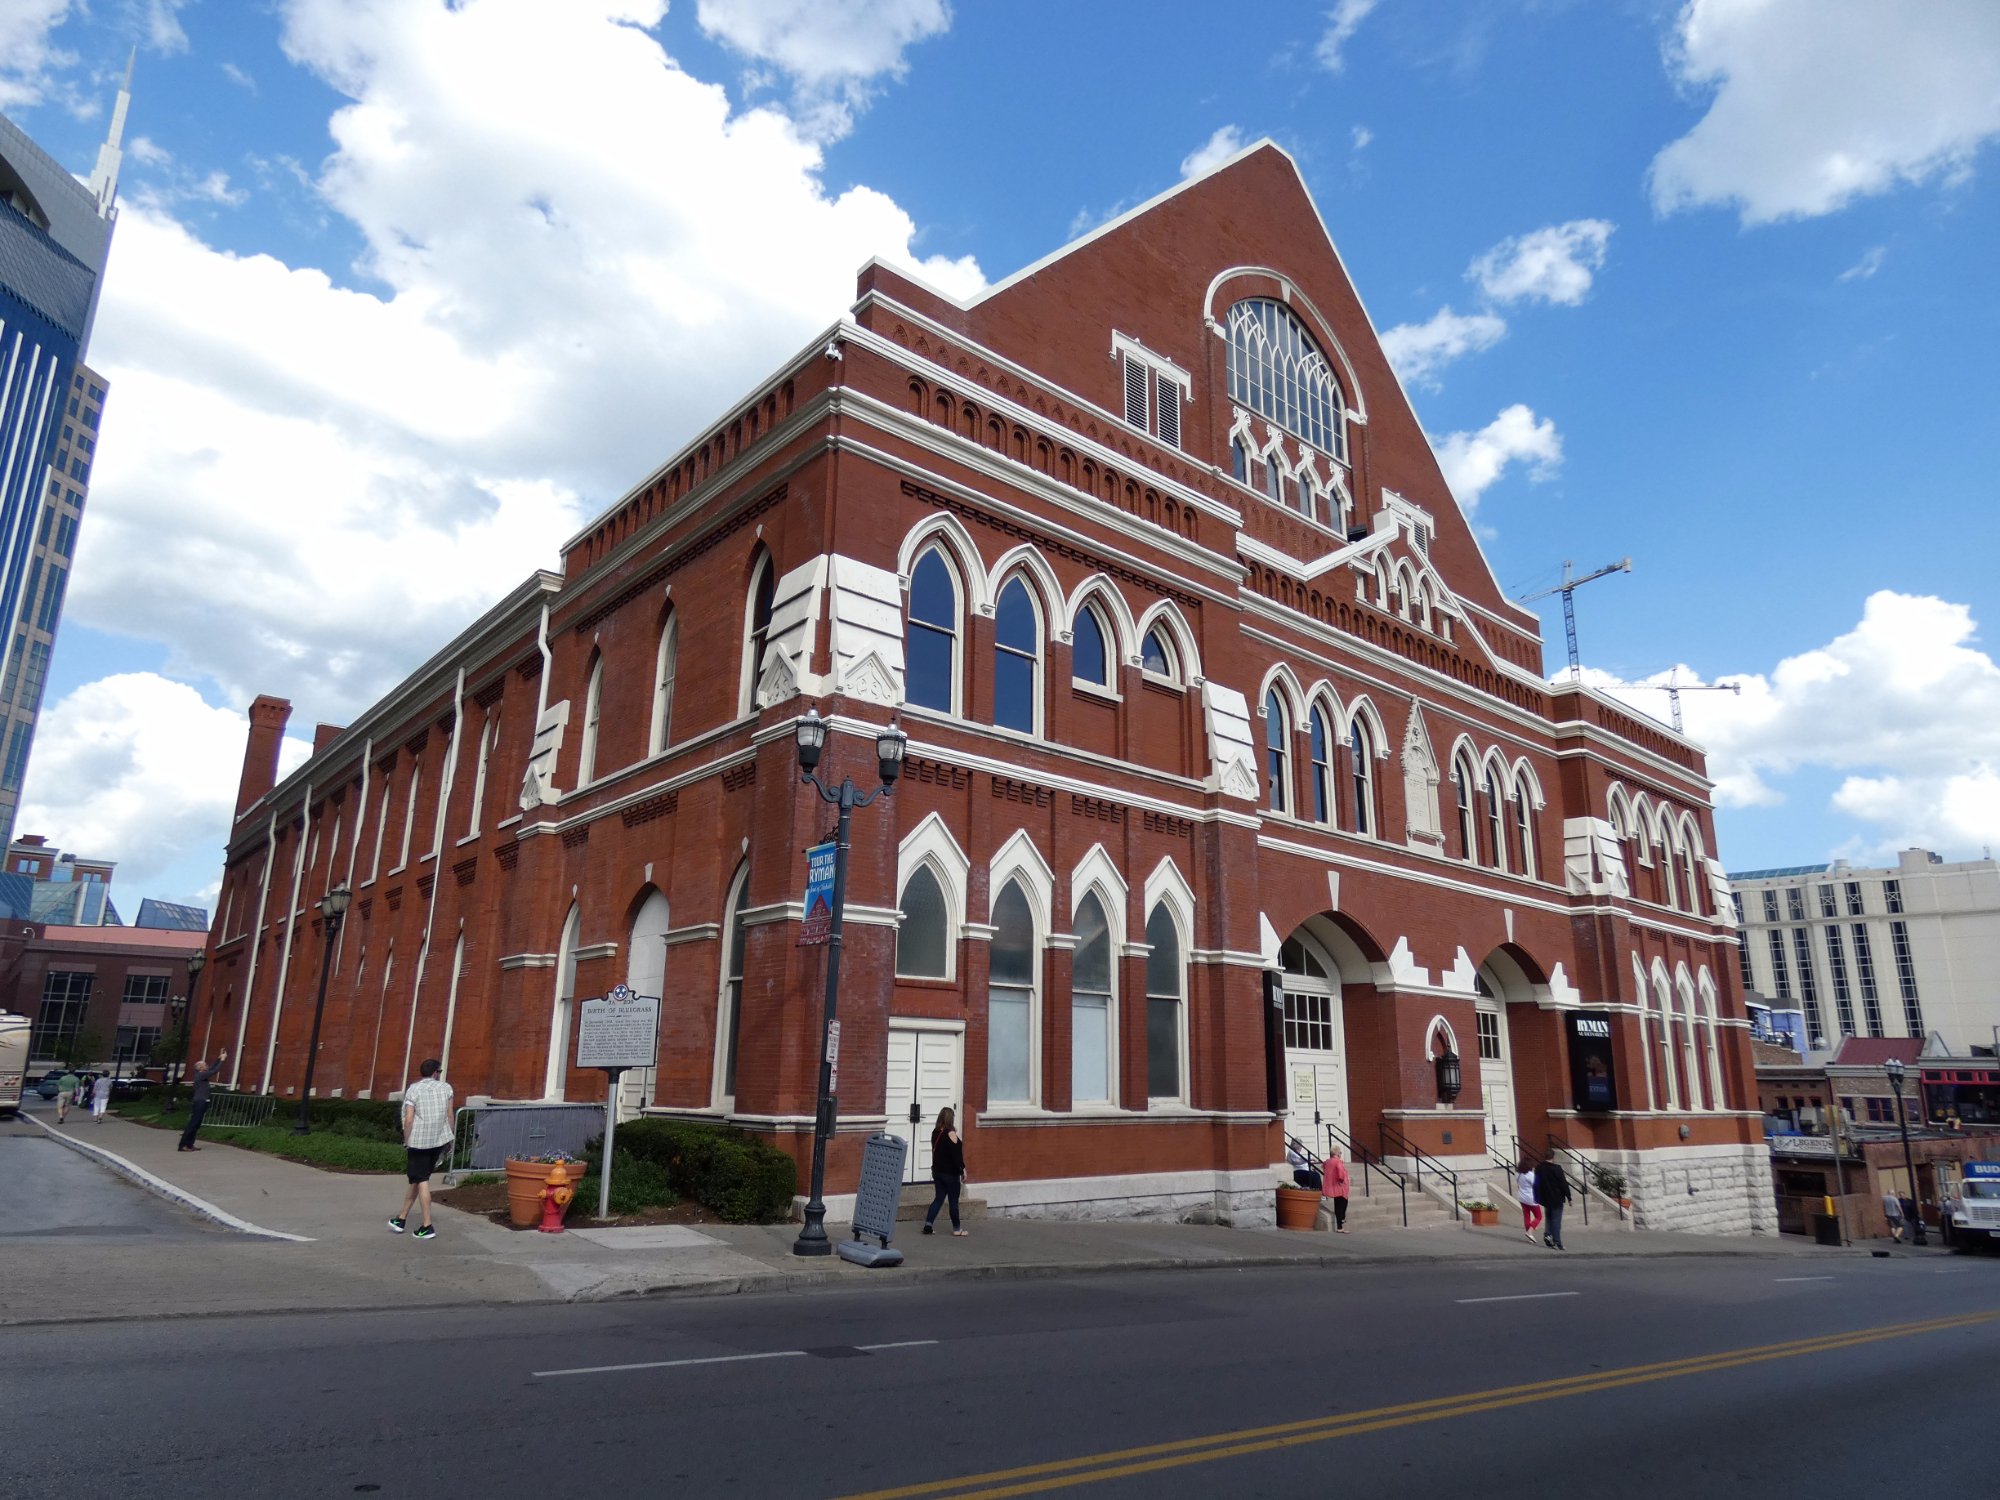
1518, 557, 1631, 677
1596, 669, 1742, 733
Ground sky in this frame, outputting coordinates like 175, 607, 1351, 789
3, 0, 1999, 910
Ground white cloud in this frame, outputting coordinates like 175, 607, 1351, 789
1839, 244, 1886, 282
1617, 593, 2000, 858
1350, 124, 1373, 153
133, 0, 194, 54
1649, 0, 2000, 224
129, 135, 171, 166
221, 61, 257, 93
1379, 305, 1506, 389
695, 0, 951, 141
1180, 125, 1247, 180
1469, 219, 1614, 306
1430, 403, 1561, 513
0, 0, 74, 109
1315, 0, 1379, 74
18, 673, 312, 902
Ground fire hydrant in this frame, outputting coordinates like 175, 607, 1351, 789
537, 1162, 574, 1233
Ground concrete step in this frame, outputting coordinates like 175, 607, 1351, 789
1322, 1190, 1459, 1230
896, 1181, 988, 1223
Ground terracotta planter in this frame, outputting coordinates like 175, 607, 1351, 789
1276, 1186, 1321, 1231
505, 1158, 585, 1228
1469, 1206, 1499, 1227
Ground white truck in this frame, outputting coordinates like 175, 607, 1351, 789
1947, 1161, 2000, 1248
0, 1009, 28, 1117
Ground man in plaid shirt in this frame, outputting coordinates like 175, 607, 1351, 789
388, 1058, 454, 1240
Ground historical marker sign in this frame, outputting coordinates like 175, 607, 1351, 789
576, 984, 662, 1070
799, 840, 836, 946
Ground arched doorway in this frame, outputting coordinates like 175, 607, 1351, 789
1475, 949, 1539, 1158
1279, 930, 1349, 1156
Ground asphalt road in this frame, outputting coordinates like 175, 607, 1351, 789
1, 1250, 1994, 1497
1, 1103, 219, 1243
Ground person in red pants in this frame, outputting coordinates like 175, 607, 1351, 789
1517, 1160, 1543, 1243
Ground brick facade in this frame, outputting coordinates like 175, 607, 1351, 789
195, 143, 1770, 1232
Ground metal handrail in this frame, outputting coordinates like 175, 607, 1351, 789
1378, 1121, 1460, 1220
1324, 1119, 1409, 1227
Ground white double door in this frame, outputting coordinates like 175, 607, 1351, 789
1477, 997, 1516, 1157
1282, 984, 1350, 1160
885, 1024, 963, 1183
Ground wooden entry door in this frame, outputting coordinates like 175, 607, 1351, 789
1282, 986, 1349, 1157
885, 1024, 963, 1183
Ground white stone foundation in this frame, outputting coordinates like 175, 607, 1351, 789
979, 1167, 1280, 1228
1585, 1142, 1778, 1237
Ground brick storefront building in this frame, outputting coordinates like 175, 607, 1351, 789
198, 143, 1773, 1232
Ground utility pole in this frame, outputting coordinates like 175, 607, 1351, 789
1518, 558, 1631, 678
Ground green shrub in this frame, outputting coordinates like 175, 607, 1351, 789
611, 1118, 797, 1223
572, 1151, 678, 1217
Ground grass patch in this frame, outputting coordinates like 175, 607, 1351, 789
455, 1172, 502, 1187
115, 1095, 403, 1173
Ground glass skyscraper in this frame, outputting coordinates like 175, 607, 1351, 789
0, 62, 128, 843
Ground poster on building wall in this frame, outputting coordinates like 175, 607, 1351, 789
799, 841, 836, 946
1565, 1010, 1619, 1113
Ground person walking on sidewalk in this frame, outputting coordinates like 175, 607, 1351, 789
922, 1106, 969, 1237
1533, 1156, 1571, 1250
1882, 1188, 1905, 1244
55, 1069, 80, 1123
1323, 1147, 1352, 1232
1517, 1159, 1543, 1243
177, 1050, 229, 1151
90, 1072, 113, 1122
389, 1059, 454, 1241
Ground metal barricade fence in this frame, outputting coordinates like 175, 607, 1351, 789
450, 1102, 604, 1172
202, 1093, 279, 1130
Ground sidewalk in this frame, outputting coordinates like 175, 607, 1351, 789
11, 1109, 1844, 1326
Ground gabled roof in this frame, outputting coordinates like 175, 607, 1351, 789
1831, 1037, 1923, 1068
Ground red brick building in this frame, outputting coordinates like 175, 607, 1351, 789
198, 143, 1773, 1233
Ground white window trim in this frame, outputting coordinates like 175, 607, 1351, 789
906, 544, 966, 718
712, 866, 751, 1113
398, 764, 421, 871
545, 905, 580, 1100
1069, 883, 1121, 1109
468, 711, 496, 838
650, 614, 678, 756
991, 572, 1047, 739
578, 655, 603, 787
739, 554, 773, 719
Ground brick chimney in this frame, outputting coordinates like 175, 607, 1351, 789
313, 723, 345, 756
235, 695, 293, 817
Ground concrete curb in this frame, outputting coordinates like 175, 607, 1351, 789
24, 1113, 314, 1243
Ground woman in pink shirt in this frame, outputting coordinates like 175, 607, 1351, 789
1323, 1148, 1352, 1232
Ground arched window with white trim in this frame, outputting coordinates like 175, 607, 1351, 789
625, 888, 669, 1109
1700, 974, 1727, 1109
1146, 902, 1187, 1102
906, 548, 959, 714
1072, 602, 1111, 689
1678, 974, 1705, 1110
1653, 969, 1682, 1110
716, 866, 750, 1108
1307, 705, 1333, 824
993, 576, 1041, 734
739, 552, 776, 715
1225, 298, 1346, 459
895, 865, 950, 980
650, 613, 678, 754
988, 879, 1038, 1105
468, 709, 497, 837
1141, 626, 1177, 680
1348, 718, 1375, 837
1453, 754, 1478, 863
1512, 776, 1536, 880
1264, 691, 1291, 813
545, 905, 580, 1099
1484, 766, 1506, 871
1071, 891, 1114, 1105
397, 761, 421, 869
578, 652, 604, 786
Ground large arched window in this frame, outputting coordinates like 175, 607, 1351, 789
1678, 977, 1705, 1110
1264, 691, 1291, 813
1072, 603, 1111, 688
578, 653, 604, 786
650, 614, 678, 754
1484, 767, 1506, 870
1653, 970, 1682, 1110
1307, 706, 1333, 824
397, 761, 422, 869
740, 553, 776, 715
1452, 754, 1478, 862
1072, 891, 1114, 1105
1141, 625, 1177, 680
895, 865, 950, 980
906, 548, 959, 714
1145, 902, 1186, 1101
716, 866, 750, 1108
988, 879, 1038, 1104
993, 576, 1041, 733
545, 905, 580, 1099
1348, 719, 1375, 837
468, 710, 497, 837
1225, 298, 1346, 459
1512, 777, 1536, 880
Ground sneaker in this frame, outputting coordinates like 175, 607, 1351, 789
387, 1217, 406, 1234
413, 1224, 436, 1241
921, 1223, 934, 1235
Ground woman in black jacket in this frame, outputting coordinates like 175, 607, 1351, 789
923, 1106, 968, 1236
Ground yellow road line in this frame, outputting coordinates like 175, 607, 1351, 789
833, 1309, 1999, 1500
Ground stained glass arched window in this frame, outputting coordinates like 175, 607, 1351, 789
1226, 299, 1346, 459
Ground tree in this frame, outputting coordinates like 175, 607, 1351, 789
60, 1026, 108, 1070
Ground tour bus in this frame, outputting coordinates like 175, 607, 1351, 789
0, 1009, 28, 1117
1947, 1161, 2000, 1248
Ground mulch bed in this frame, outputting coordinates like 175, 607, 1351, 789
432, 1177, 733, 1231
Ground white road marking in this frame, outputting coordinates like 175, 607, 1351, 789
1774, 1276, 1835, 1283
1454, 1292, 1582, 1305
536, 1349, 805, 1378
857, 1339, 940, 1351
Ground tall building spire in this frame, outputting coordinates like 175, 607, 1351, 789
87, 49, 135, 219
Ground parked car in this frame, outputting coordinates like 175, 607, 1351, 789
34, 1074, 62, 1099
110, 1076, 153, 1100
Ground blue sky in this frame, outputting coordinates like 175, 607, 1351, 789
3, 0, 1998, 907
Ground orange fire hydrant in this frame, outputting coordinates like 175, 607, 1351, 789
537, 1162, 574, 1233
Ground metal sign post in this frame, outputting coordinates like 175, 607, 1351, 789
574, 984, 662, 1221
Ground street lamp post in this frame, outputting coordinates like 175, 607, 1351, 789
292, 884, 352, 1135
1885, 1058, 1927, 1246
790, 707, 907, 1258
168, 949, 207, 1110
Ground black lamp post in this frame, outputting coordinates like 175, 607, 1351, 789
292, 884, 351, 1135
1885, 1058, 1927, 1246
790, 707, 907, 1257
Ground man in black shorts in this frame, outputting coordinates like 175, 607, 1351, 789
388, 1058, 453, 1240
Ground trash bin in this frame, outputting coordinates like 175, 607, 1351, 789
1812, 1213, 1841, 1247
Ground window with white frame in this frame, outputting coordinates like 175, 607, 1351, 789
1308, 706, 1333, 824
1348, 719, 1375, 837
1483, 767, 1505, 870
906, 548, 960, 714
895, 866, 950, 980
1141, 625, 1177, 680
1145, 902, 1185, 1101
1225, 299, 1346, 459
1453, 756, 1478, 862
578, 654, 603, 786
545, 906, 579, 1099
988, 880, 1037, 1104
369, 781, 391, 882
993, 576, 1040, 734
650, 614, 678, 754
1512, 778, 1535, 878
397, 762, 421, 869
469, 710, 496, 836
1072, 891, 1114, 1105
740, 554, 775, 714
1264, 691, 1291, 813
717, 867, 749, 1104
1072, 602, 1112, 689
1114, 335, 1188, 450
